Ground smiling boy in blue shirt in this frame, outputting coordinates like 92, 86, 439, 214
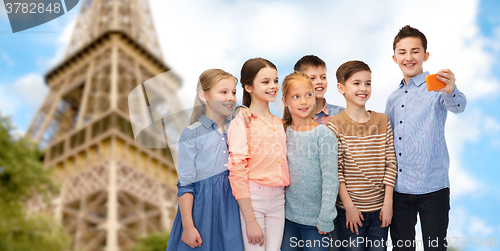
385, 25, 467, 250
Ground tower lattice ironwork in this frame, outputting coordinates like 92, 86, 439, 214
26, 0, 186, 250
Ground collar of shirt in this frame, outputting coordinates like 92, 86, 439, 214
199, 114, 229, 132
315, 99, 330, 117
399, 71, 429, 88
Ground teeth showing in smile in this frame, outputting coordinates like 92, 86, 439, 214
405, 63, 415, 67
356, 94, 367, 98
223, 104, 234, 108
266, 91, 276, 95
299, 108, 309, 112
315, 87, 324, 91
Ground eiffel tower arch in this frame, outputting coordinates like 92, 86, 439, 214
26, 0, 187, 250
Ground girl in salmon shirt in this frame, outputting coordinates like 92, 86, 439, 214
227, 58, 290, 251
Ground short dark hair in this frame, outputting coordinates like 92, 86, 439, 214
336, 60, 371, 85
293, 55, 326, 72
393, 25, 427, 52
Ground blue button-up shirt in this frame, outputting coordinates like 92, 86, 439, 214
385, 71, 467, 194
177, 115, 230, 188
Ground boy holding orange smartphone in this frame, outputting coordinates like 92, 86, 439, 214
385, 25, 467, 250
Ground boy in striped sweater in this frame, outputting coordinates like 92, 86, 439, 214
327, 60, 398, 251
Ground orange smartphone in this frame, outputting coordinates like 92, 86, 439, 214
426, 74, 446, 91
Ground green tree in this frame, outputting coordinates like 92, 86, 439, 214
0, 115, 71, 251
131, 232, 170, 251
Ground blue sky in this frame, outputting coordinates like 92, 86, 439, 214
1, 0, 499, 250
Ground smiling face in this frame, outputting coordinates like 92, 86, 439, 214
393, 37, 429, 83
282, 79, 315, 119
302, 66, 328, 99
245, 67, 279, 103
201, 77, 237, 120
338, 70, 371, 108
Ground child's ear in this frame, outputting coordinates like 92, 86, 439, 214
392, 54, 398, 64
198, 90, 207, 102
244, 84, 253, 94
281, 96, 287, 107
337, 83, 345, 95
423, 51, 429, 62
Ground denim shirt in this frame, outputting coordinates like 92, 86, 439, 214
385, 71, 467, 194
176, 115, 230, 196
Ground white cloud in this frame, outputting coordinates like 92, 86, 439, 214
484, 116, 500, 132
11, 73, 48, 109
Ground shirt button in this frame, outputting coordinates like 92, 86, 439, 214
401, 105, 404, 108
453, 94, 456, 97
280, 177, 283, 180
223, 151, 226, 153
399, 169, 402, 172
399, 137, 402, 140
400, 121, 403, 124
405, 91, 408, 93
278, 160, 281, 163
224, 164, 227, 167
399, 153, 402, 156
458, 104, 460, 107
222, 138, 225, 141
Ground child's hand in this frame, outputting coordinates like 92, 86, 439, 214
435, 69, 456, 95
246, 220, 265, 246
316, 225, 328, 235
181, 225, 202, 248
379, 202, 393, 228
235, 107, 257, 127
345, 206, 364, 235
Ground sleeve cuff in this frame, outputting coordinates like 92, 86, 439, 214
177, 181, 195, 197
316, 220, 334, 233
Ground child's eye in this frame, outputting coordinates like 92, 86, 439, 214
263, 81, 269, 84
221, 91, 227, 94
233, 91, 237, 95
367, 83, 371, 86
292, 95, 298, 99
310, 78, 315, 81
321, 76, 326, 80
274, 80, 279, 83
306, 94, 312, 97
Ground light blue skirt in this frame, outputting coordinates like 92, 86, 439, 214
166, 170, 244, 251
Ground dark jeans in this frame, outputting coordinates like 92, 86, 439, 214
390, 188, 450, 251
337, 208, 389, 251
327, 220, 340, 251
281, 219, 330, 251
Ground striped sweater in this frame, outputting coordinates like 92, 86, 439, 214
327, 110, 398, 212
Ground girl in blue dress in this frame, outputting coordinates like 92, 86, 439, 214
167, 69, 244, 251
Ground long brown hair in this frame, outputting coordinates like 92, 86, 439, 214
240, 58, 277, 107
281, 71, 315, 129
190, 69, 237, 124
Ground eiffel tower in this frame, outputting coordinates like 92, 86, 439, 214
26, 0, 186, 250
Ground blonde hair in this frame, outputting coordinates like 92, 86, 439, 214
190, 69, 237, 124
281, 71, 315, 129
